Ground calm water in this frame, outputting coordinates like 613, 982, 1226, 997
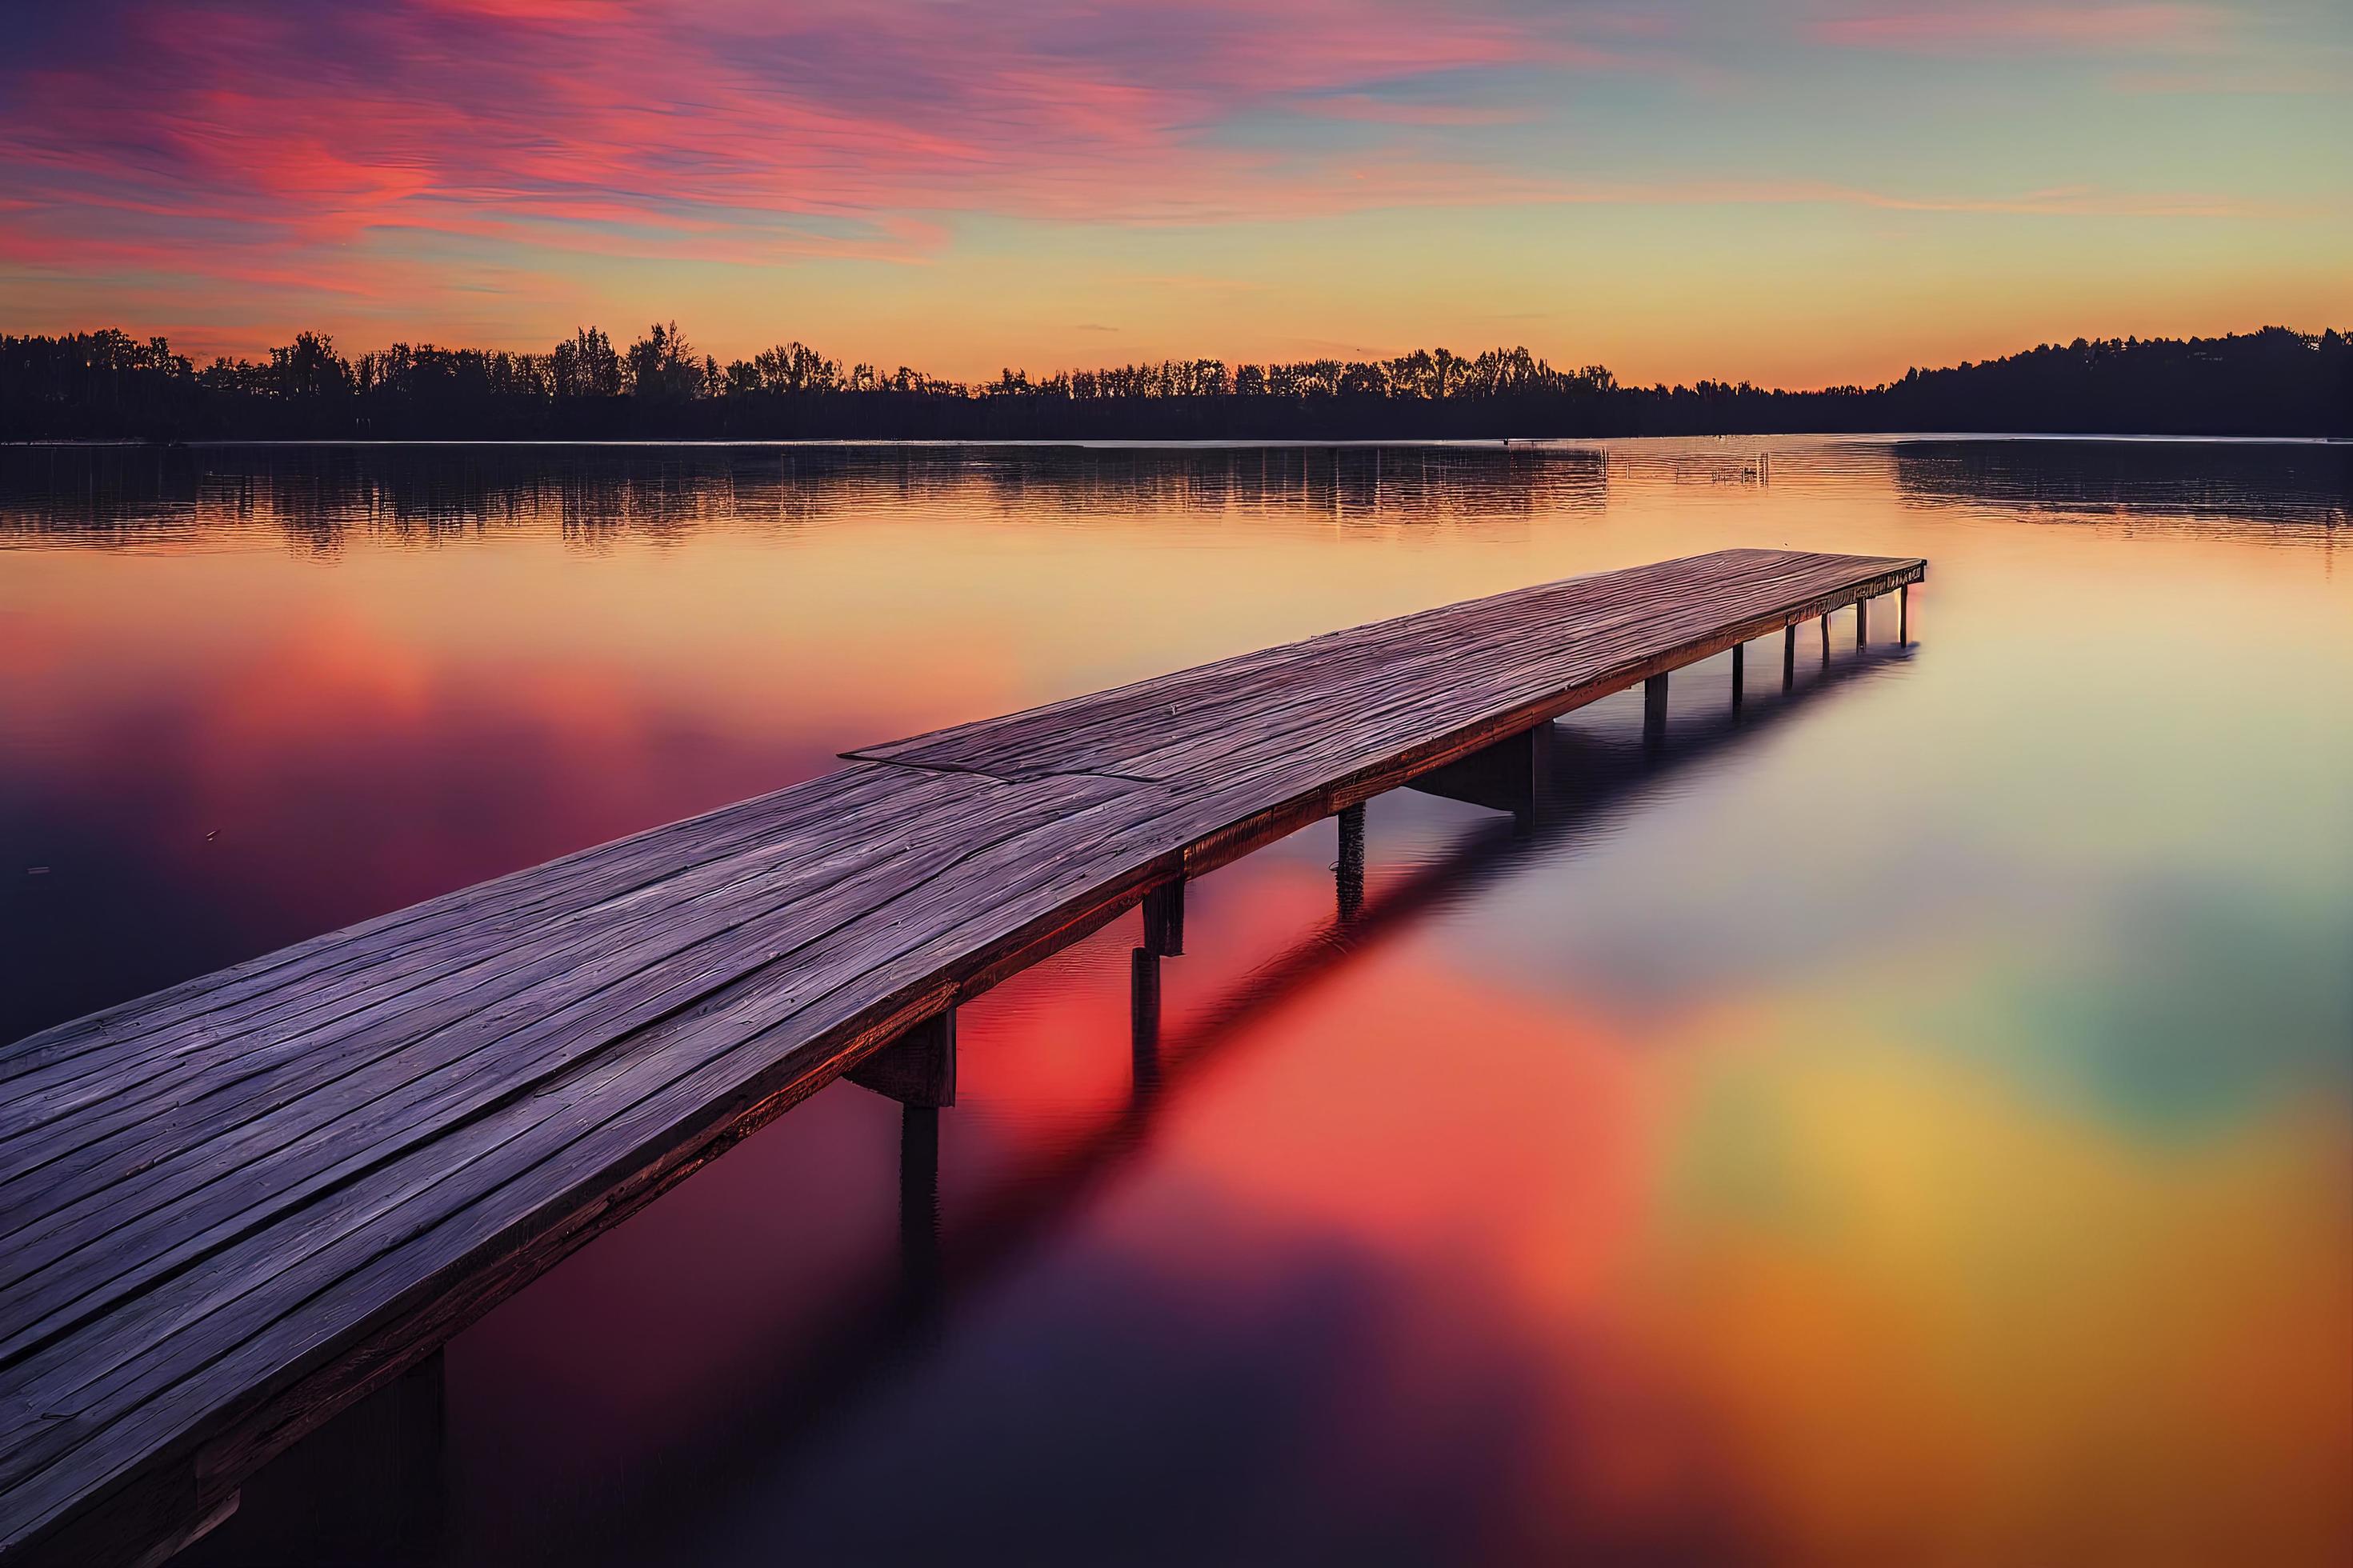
4, 438, 2349, 1566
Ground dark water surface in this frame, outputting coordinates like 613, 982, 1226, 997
4, 438, 2348, 1566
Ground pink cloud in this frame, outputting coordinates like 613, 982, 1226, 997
0, 0, 2321, 361
0, 0, 1699, 346
0, 2, 1604, 360
0, 0, 1628, 282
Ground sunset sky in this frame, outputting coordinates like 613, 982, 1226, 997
2, 0, 2347, 387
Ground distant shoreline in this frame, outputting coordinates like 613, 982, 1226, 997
6, 326, 2347, 442
4, 433, 2347, 450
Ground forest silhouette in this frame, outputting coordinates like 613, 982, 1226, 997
2, 323, 2344, 441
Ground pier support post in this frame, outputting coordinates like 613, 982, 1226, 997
1731, 642, 1745, 710
1130, 948, 1162, 1103
1336, 803, 1366, 922
898, 1103, 942, 1316
848, 1010, 956, 1108
1899, 585, 1910, 645
1142, 878, 1186, 957
1819, 612, 1830, 662
848, 1013, 951, 1315
1643, 673, 1669, 750
1857, 596, 1869, 648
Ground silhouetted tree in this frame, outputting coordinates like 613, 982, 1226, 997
624, 322, 703, 402
269, 332, 352, 402
2, 326, 2345, 440
743, 341, 838, 393
550, 327, 622, 399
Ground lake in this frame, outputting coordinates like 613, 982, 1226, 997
3, 438, 2348, 1566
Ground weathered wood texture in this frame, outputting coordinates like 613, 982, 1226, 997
0, 546, 1921, 1564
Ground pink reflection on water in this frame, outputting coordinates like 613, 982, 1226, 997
6, 439, 2345, 1565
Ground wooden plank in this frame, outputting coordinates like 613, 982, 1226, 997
0, 766, 947, 1110
849, 550, 1911, 785
935, 553, 1928, 890
0, 774, 1141, 1366
0, 769, 990, 1212
0, 547, 1923, 1565
2, 785, 1199, 1538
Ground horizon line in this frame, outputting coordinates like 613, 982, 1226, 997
7, 320, 2346, 401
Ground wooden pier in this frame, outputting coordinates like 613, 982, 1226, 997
0, 546, 1922, 1564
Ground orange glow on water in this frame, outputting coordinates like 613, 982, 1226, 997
8, 438, 2348, 1563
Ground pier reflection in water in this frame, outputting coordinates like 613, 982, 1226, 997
10, 435, 2343, 1566
190, 631, 1917, 1568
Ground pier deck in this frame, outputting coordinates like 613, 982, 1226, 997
0, 546, 1923, 1563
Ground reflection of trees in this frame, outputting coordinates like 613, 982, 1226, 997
9, 435, 2343, 556
1889, 438, 2350, 533
0, 445, 1611, 550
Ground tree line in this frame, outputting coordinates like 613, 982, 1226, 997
1, 322, 2343, 440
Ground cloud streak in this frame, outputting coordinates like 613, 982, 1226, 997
0, 1, 1605, 251
0, 0, 2339, 363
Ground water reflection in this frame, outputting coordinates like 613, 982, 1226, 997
0, 443, 1612, 549
197, 642, 1918, 1568
155, 634, 1905, 1568
1888, 436, 2352, 530
10, 438, 2348, 1565
7, 438, 2341, 555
